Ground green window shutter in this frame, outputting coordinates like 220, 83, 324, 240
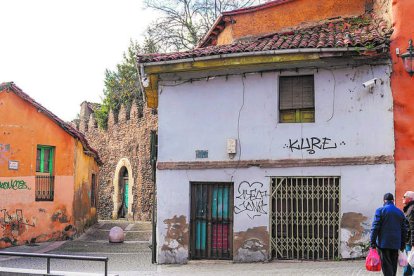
36, 145, 54, 174
40, 148, 45, 172
48, 148, 54, 175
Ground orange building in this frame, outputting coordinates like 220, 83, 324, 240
199, 0, 370, 47
0, 82, 101, 248
389, 0, 414, 207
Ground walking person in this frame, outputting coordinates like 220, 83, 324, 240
403, 191, 414, 276
370, 193, 408, 276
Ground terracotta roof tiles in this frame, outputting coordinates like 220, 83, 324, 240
139, 15, 391, 64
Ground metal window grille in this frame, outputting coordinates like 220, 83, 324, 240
270, 177, 340, 260
190, 182, 233, 260
35, 176, 55, 201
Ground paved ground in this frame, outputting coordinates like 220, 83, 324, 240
0, 220, 404, 275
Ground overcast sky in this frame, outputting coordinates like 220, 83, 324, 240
0, 0, 154, 121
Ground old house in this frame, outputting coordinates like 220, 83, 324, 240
0, 82, 101, 248
74, 101, 157, 221
138, 0, 394, 263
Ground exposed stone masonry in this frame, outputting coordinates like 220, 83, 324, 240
74, 101, 157, 221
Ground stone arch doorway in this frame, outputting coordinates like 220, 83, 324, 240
112, 158, 134, 220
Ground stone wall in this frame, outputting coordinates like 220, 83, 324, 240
74, 101, 157, 221
373, 0, 392, 26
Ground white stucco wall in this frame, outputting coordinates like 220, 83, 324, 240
158, 65, 393, 161
156, 65, 394, 263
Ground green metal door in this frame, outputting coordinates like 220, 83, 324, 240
190, 182, 233, 260
124, 179, 128, 211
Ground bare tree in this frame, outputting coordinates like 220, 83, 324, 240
144, 0, 262, 52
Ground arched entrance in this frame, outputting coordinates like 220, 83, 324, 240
112, 158, 134, 220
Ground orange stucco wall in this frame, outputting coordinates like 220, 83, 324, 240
0, 89, 97, 248
390, 0, 414, 208
73, 140, 99, 232
217, 0, 367, 45
0, 91, 75, 177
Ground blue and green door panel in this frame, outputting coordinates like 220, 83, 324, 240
190, 182, 233, 260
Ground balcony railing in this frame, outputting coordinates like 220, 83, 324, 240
35, 175, 54, 201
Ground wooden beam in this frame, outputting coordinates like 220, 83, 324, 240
144, 53, 320, 75
157, 155, 394, 170
144, 74, 158, 108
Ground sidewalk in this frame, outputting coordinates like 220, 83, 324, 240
143, 259, 394, 276
0, 220, 401, 275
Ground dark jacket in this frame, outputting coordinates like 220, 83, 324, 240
404, 201, 414, 246
370, 201, 408, 250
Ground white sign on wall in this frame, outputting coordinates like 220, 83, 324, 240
8, 160, 19, 170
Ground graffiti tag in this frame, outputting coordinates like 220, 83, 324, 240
0, 180, 30, 190
0, 209, 35, 236
283, 137, 346, 155
234, 181, 268, 220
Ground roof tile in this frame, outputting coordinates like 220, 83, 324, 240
138, 14, 392, 63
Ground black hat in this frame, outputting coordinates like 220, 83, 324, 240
384, 193, 394, 201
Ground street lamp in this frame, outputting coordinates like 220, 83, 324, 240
401, 39, 414, 76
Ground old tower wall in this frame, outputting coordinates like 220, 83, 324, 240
74, 102, 157, 221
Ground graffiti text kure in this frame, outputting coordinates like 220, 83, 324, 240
284, 137, 346, 155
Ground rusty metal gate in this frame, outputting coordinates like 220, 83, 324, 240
270, 177, 340, 260
190, 182, 233, 260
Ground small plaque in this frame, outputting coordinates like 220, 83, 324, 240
8, 160, 19, 170
196, 150, 208, 159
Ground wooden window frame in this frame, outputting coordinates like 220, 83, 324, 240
279, 75, 315, 123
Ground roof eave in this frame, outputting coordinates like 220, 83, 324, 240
139, 47, 388, 109
140, 47, 373, 69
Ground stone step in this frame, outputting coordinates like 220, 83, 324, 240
79, 229, 151, 242
49, 241, 151, 253
96, 221, 152, 231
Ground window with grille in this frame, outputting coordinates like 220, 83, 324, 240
35, 145, 55, 201
279, 75, 315, 123
91, 173, 97, 207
